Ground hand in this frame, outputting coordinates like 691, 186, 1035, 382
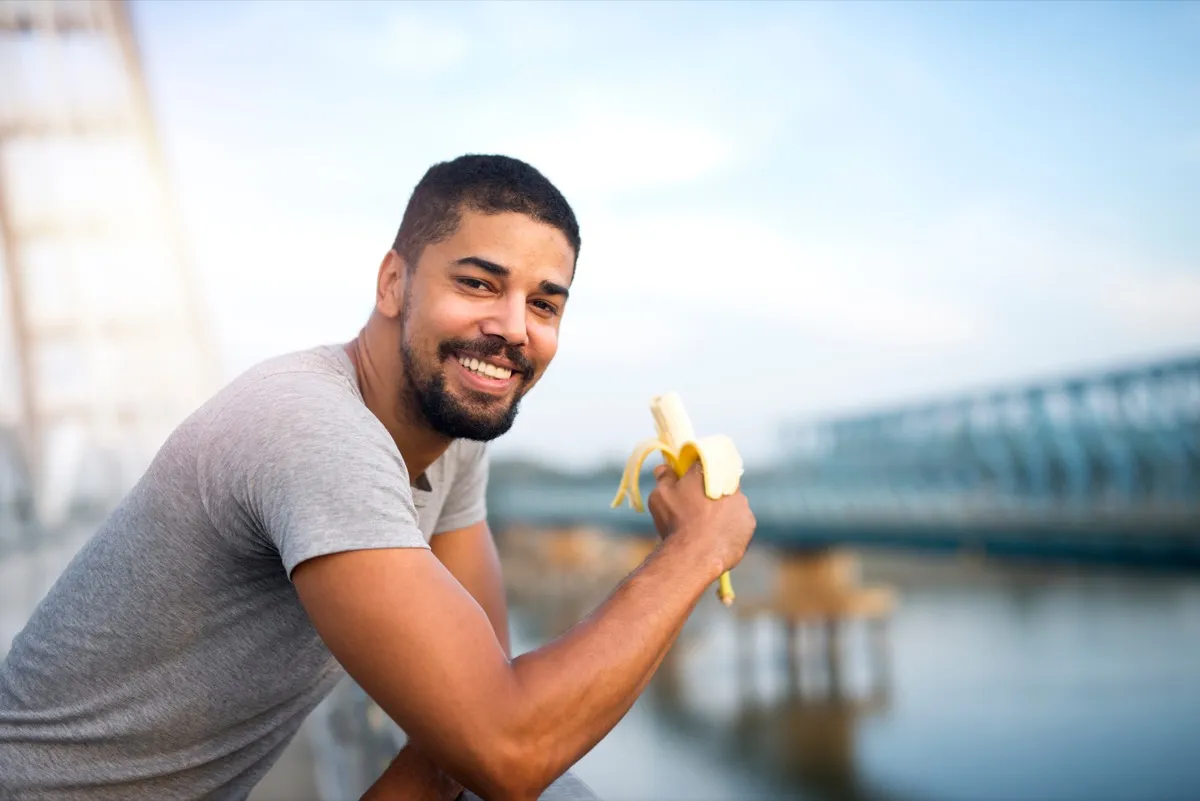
646, 461, 756, 574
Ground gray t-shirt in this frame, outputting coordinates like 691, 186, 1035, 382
0, 344, 490, 799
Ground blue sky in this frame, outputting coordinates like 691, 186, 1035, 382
130, 0, 1200, 467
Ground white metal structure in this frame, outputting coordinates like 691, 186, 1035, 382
0, 0, 215, 529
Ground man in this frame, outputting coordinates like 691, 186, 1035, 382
0, 155, 757, 800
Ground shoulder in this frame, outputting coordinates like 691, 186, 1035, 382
201, 345, 374, 435
193, 345, 400, 479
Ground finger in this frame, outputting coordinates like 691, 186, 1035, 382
653, 462, 678, 486
676, 460, 708, 493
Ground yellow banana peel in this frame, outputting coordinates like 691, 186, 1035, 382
611, 391, 744, 605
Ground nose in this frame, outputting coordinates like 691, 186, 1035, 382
479, 294, 529, 348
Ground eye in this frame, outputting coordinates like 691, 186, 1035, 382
531, 299, 559, 316
456, 277, 491, 292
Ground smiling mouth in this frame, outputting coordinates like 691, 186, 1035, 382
455, 353, 516, 381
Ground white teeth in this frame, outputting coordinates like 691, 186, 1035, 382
458, 356, 513, 380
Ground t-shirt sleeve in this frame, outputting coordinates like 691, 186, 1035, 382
196, 371, 429, 578
433, 440, 490, 534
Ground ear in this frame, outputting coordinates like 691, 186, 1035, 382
375, 249, 409, 318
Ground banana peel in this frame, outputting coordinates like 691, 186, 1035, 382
611, 391, 744, 605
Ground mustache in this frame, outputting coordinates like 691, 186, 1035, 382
439, 337, 534, 379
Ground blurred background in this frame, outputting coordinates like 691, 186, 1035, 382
1, 0, 1198, 799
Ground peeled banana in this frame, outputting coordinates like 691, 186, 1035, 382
611, 391, 744, 605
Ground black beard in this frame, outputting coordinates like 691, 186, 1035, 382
399, 334, 532, 442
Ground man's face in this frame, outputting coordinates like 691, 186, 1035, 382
393, 209, 574, 441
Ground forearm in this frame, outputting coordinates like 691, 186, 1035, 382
502, 536, 720, 790
361, 740, 463, 801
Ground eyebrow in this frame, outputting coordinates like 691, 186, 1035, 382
454, 256, 570, 299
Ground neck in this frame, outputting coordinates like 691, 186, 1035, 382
344, 316, 453, 486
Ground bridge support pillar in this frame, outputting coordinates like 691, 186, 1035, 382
735, 548, 896, 699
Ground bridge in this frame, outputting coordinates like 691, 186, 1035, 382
486, 353, 1200, 568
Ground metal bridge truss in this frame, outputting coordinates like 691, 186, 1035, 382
777, 354, 1199, 515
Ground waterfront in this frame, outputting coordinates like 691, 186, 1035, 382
515, 548, 1200, 801
4, 529, 1198, 801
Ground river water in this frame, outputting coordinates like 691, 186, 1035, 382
510, 550, 1200, 801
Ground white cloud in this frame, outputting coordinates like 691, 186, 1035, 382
487, 102, 737, 198
928, 202, 1137, 287
553, 293, 692, 369
575, 210, 984, 347
926, 202, 1200, 339
1101, 272, 1200, 340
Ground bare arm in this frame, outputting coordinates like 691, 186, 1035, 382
431, 520, 511, 657
360, 740, 462, 801
293, 464, 753, 801
356, 522, 511, 799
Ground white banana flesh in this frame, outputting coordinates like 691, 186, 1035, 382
612, 391, 744, 605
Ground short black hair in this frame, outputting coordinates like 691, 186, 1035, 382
392, 154, 580, 271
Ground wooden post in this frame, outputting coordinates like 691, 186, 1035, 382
825, 618, 844, 700
784, 619, 800, 697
